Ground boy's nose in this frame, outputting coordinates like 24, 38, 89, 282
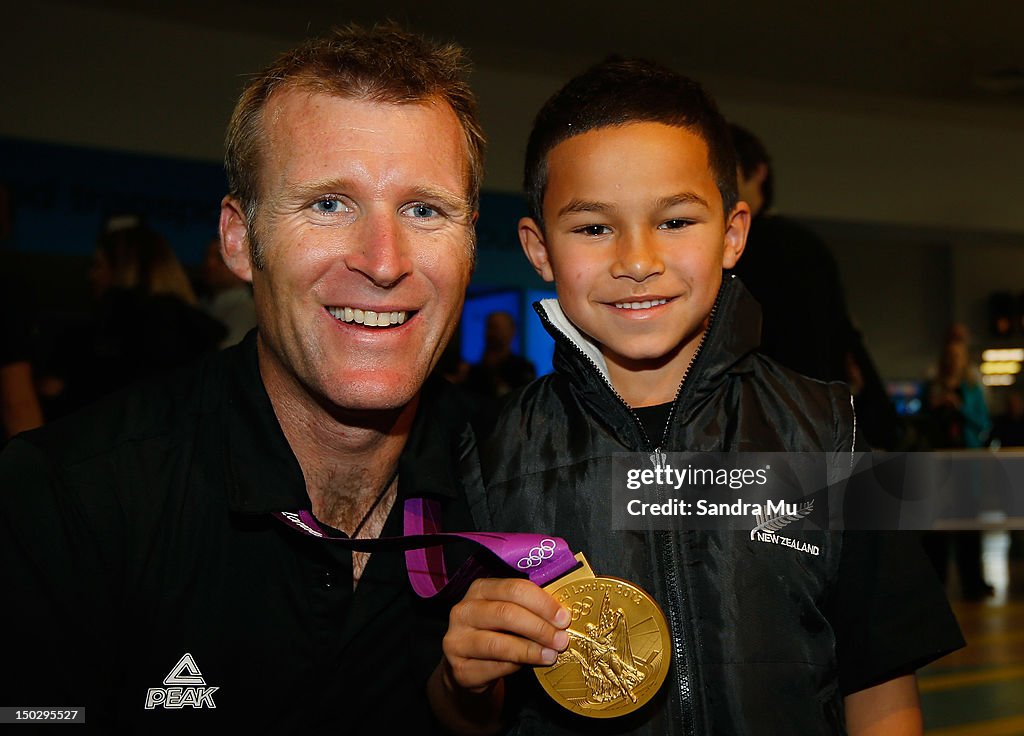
611, 231, 664, 282
345, 213, 413, 288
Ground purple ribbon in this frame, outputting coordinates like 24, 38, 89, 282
272, 500, 578, 599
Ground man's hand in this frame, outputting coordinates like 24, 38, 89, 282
428, 577, 570, 734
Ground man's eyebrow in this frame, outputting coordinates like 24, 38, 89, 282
282, 178, 355, 201
408, 185, 472, 215
557, 199, 614, 218
657, 192, 711, 210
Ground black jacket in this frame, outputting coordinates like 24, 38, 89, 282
0, 333, 477, 733
475, 275, 960, 735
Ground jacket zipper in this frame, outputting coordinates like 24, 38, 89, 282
653, 279, 725, 455
650, 281, 724, 736
535, 277, 730, 735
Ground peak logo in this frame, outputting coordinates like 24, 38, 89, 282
145, 653, 219, 710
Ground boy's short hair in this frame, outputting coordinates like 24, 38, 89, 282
523, 57, 739, 229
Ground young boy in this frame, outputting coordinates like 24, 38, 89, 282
430, 58, 962, 735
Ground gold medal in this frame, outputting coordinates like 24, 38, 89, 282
534, 554, 671, 718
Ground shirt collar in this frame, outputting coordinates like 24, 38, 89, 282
221, 333, 468, 515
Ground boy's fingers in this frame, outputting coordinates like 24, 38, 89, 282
465, 577, 571, 629
443, 630, 561, 690
449, 629, 560, 667
452, 596, 569, 651
440, 576, 574, 692
460, 581, 573, 651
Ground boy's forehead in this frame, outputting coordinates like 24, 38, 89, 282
542, 122, 721, 212
547, 121, 712, 167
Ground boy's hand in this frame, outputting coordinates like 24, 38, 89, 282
443, 577, 571, 691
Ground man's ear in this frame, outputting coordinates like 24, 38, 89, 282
722, 200, 751, 270
518, 217, 554, 282
219, 196, 254, 283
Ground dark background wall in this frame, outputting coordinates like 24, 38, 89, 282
2, 0, 1023, 383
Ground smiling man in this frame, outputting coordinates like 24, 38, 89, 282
1, 25, 485, 732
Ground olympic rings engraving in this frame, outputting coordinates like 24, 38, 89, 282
569, 596, 594, 621
516, 538, 557, 569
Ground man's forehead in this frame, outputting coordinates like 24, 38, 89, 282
257, 88, 471, 194
262, 86, 449, 137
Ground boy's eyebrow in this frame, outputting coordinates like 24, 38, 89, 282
556, 199, 614, 218
657, 192, 711, 210
556, 192, 712, 220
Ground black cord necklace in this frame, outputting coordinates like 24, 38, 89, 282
350, 471, 398, 539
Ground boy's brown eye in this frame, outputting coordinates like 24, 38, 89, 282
576, 225, 610, 236
660, 219, 692, 230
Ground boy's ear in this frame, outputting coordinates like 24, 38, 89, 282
722, 201, 751, 270
519, 217, 555, 282
219, 195, 254, 283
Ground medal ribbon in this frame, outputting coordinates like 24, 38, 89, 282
272, 500, 578, 599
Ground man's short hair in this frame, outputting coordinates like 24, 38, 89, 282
225, 22, 485, 252
729, 123, 774, 213
523, 57, 738, 230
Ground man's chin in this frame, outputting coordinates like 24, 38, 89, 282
320, 375, 423, 416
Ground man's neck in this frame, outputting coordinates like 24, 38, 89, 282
257, 344, 418, 534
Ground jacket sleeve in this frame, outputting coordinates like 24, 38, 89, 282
822, 386, 965, 694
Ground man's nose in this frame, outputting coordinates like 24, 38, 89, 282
346, 213, 413, 288
610, 229, 664, 282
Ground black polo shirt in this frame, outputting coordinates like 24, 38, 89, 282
0, 332, 478, 733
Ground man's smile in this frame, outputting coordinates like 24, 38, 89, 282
326, 306, 411, 328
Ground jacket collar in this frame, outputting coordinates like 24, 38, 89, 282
220, 332, 466, 515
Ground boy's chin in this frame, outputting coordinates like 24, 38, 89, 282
602, 344, 690, 371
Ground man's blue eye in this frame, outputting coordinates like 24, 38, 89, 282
410, 204, 437, 218
312, 199, 342, 214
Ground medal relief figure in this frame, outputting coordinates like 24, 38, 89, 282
557, 594, 651, 707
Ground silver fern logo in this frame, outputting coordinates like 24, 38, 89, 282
750, 500, 814, 540
750, 500, 820, 556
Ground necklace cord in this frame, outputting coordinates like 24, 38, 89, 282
351, 471, 398, 539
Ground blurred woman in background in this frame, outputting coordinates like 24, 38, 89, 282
45, 217, 224, 416
922, 324, 993, 600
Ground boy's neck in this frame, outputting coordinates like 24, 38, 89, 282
605, 330, 704, 408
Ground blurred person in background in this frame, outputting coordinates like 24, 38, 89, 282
0, 272, 44, 441
461, 310, 535, 436
730, 123, 903, 450
465, 310, 535, 399
921, 324, 993, 600
43, 216, 224, 415
200, 235, 257, 347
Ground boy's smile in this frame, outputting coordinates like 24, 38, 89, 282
520, 122, 749, 407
